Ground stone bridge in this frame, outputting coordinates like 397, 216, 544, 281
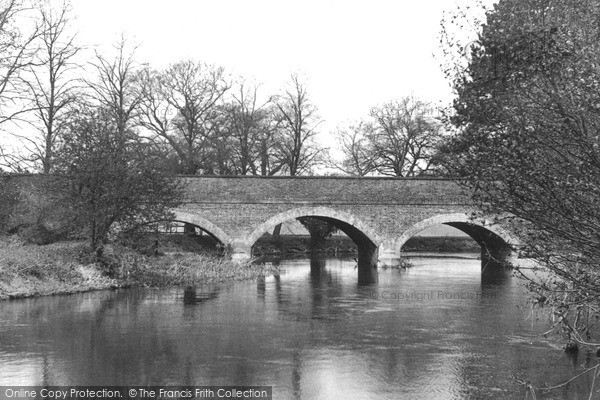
174, 176, 520, 270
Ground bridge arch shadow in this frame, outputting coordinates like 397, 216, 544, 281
132, 211, 232, 252
243, 207, 381, 276
166, 211, 232, 246
397, 213, 520, 269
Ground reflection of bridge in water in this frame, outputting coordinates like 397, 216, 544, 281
173, 176, 521, 277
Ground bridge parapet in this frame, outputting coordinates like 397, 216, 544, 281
180, 176, 473, 206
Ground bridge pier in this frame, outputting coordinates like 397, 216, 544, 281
230, 242, 252, 263
377, 241, 402, 267
481, 243, 515, 270
356, 242, 379, 285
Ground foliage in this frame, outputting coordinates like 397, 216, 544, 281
441, 0, 600, 350
331, 96, 443, 176
0, 173, 67, 242
0, 171, 19, 231
297, 217, 338, 248
6, 176, 73, 244
54, 107, 182, 249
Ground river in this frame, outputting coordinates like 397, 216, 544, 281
0, 255, 596, 399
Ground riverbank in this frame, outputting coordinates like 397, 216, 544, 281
0, 234, 480, 300
0, 236, 280, 300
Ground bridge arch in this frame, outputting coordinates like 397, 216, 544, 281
247, 207, 381, 246
397, 213, 521, 267
171, 210, 233, 246
234, 207, 382, 267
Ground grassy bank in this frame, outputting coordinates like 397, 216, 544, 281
0, 236, 280, 300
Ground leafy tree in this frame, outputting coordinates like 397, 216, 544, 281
441, 0, 600, 354
54, 107, 182, 249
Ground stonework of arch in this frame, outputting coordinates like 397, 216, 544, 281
392, 212, 521, 267
173, 210, 232, 246
230, 207, 382, 263
246, 207, 382, 246
397, 213, 521, 250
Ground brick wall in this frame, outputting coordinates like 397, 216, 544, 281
176, 176, 480, 255
180, 176, 471, 206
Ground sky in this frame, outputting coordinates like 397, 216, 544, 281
70, 0, 463, 137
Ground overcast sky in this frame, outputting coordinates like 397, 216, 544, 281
71, 0, 464, 136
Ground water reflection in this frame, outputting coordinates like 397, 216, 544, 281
0, 255, 596, 399
357, 262, 378, 286
309, 255, 326, 283
481, 264, 512, 286
182, 286, 220, 305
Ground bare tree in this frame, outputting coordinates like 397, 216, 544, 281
272, 74, 323, 176
329, 121, 377, 176
206, 106, 235, 175
21, 0, 80, 173
0, 144, 29, 172
0, 0, 40, 126
369, 97, 441, 177
139, 60, 230, 174
86, 37, 142, 141
257, 114, 283, 176
223, 80, 277, 175
329, 97, 441, 177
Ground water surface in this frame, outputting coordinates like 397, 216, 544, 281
0, 256, 595, 399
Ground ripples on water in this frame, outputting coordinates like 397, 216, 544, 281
0, 255, 597, 399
